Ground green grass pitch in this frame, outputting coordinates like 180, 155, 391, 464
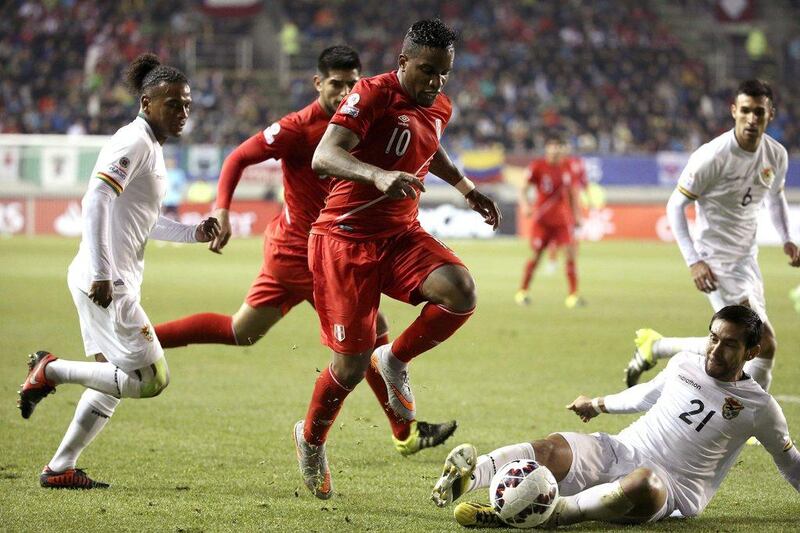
1, 236, 798, 532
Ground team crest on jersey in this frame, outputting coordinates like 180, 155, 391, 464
758, 167, 775, 187
264, 122, 281, 145
722, 397, 744, 420
333, 324, 346, 342
140, 324, 154, 343
339, 93, 360, 118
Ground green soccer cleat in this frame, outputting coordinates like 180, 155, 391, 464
393, 420, 458, 456
790, 285, 800, 314
625, 328, 663, 387
453, 501, 504, 528
514, 290, 530, 306
431, 443, 477, 507
564, 294, 586, 309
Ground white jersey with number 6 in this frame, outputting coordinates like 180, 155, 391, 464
605, 352, 797, 517
676, 129, 787, 263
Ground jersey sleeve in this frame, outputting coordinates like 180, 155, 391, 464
329, 78, 388, 140
93, 133, 150, 196
754, 397, 800, 491
677, 145, 717, 200
603, 353, 683, 413
215, 117, 302, 209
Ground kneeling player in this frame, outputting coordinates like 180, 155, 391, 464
431, 305, 799, 527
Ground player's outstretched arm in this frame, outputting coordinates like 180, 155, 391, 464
567, 395, 606, 423
667, 188, 717, 292
756, 399, 800, 491
211, 133, 277, 253
429, 146, 501, 230
149, 215, 220, 243
312, 124, 424, 199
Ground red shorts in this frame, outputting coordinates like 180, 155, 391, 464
309, 223, 465, 355
530, 221, 574, 250
244, 235, 313, 315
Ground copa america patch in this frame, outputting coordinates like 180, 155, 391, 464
264, 122, 281, 145
333, 324, 346, 342
119, 156, 130, 168
339, 93, 361, 118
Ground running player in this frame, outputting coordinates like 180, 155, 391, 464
17, 54, 220, 488
154, 46, 456, 456
293, 19, 501, 499
625, 80, 800, 389
433, 305, 799, 528
515, 134, 583, 308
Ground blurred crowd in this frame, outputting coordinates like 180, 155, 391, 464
2, 0, 798, 154
0, 0, 270, 145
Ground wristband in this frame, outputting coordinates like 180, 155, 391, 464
454, 177, 476, 196
591, 397, 602, 415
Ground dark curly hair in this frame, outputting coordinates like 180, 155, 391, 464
318, 45, 361, 78
709, 305, 763, 349
736, 79, 774, 105
125, 53, 188, 96
402, 18, 458, 57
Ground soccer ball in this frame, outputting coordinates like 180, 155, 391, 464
489, 459, 559, 528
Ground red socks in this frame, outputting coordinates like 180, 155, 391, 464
303, 366, 353, 445
566, 258, 578, 295
520, 258, 538, 291
392, 303, 474, 363
155, 313, 237, 348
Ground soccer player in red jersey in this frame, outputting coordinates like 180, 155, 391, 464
292, 19, 501, 499
516, 135, 584, 308
154, 46, 456, 458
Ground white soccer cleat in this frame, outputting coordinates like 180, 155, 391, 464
292, 420, 333, 499
370, 344, 415, 421
431, 443, 477, 507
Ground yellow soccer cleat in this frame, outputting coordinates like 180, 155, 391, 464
393, 420, 457, 456
514, 290, 530, 306
564, 294, 586, 309
624, 328, 663, 387
453, 501, 504, 528
431, 443, 477, 507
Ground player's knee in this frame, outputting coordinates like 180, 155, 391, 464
533, 434, 572, 480
331, 353, 370, 388
441, 270, 477, 311
626, 468, 666, 507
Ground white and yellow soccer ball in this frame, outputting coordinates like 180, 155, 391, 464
489, 459, 559, 528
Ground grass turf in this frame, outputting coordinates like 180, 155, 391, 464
0, 236, 798, 532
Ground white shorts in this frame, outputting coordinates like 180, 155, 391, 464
705, 256, 767, 321
68, 276, 163, 373
557, 432, 676, 523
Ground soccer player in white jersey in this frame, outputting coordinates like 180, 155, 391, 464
625, 80, 800, 390
16, 53, 220, 489
431, 305, 799, 528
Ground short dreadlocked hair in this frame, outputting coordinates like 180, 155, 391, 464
125, 53, 188, 96
401, 19, 458, 57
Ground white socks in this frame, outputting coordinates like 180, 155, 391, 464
46, 359, 144, 398
48, 389, 120, 473
744, 357, 773, 391
554, 481, 634, 526
652, 337, 706, 360
467, 442, 536, 493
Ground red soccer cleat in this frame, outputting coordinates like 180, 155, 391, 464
39, 466, 109, 489
18, 351, 58, 419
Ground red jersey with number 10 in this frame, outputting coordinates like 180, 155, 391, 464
526, 158, 573, 226
311, 71, 452, 240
